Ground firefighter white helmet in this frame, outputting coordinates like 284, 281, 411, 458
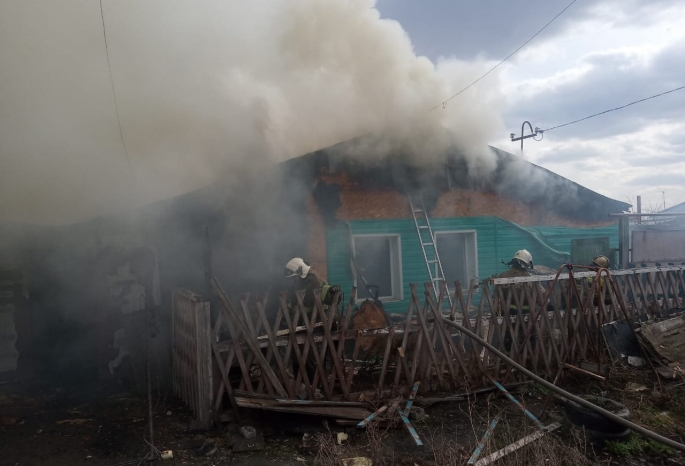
512, 249, 534, 269
285, 257, 311, 278
592, 255, 610, 268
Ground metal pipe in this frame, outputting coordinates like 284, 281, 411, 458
609, 212, 685, 217
441, 318, 685, 452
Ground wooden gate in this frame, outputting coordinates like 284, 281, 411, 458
171, 289, 213, 429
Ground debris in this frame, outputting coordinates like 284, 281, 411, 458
166, 410, 172, 416
232, 433, 265, 453
236, 396, 372, 420
628, 356, 646, 367
467, 416, 501, 465
474, 422, 561, 466
300, 433, 316, 452
337, 432, 349, 445
188, 419, 209, 433
296, 457, 306, 463
342, 458, 373, 466
641, 314, 685, 363
240, 426, 257, 440
196, 443, 216, 457
408, 406, 425, 421
564, 363, 606, 381
161, 450, 173, 460
602, 320, 642, 362
626, 383, 648, 392
56, 419, 92, 425
656, 364, 682, 380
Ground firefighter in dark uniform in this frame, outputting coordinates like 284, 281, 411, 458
284, 257, 340, 313
284, 258, 341, 396
497, 249, 545, 351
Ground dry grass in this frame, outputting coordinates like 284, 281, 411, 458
314, 389, 600, 466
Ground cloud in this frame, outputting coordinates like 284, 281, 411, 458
627, 173, 685, 187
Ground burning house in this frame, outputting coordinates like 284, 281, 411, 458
0, 136, 629, 386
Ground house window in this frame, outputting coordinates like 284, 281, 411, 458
435, 231, 478, 291
352, 234, 402, 301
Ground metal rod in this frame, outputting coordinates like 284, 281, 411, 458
441, 318, 685, 452
609, 212, 685, 217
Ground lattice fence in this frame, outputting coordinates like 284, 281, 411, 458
172, 266, 685, 419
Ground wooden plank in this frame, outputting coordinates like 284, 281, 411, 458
346, 332, 363, 393
467, 415, 501, 465
377, 326, 395, 391
413, 285, 443, 386
357, 404, 389, 428
394, 292, 418, 387
234, 397, 372, 420
473, 423, 561, 466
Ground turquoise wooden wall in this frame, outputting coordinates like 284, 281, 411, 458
326, 217, 618, 314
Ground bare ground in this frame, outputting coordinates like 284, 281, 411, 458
2, 365, 685, 466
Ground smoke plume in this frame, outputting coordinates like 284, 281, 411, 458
0, 0, 504, 225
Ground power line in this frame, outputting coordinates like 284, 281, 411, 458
541, 85, 685, 132
431, 0, 578, 111
100, 0, 134, 177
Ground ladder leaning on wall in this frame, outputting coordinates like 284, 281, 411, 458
407, 195, 453, 310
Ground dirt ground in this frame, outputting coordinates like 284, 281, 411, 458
2, 366, 685, 466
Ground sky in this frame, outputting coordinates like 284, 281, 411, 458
0, 0, 683, 224
378, 0, 685, 212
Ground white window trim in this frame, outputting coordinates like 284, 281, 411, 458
434, 230, 479, 292
351, 233, 403, 303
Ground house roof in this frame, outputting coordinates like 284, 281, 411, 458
281, 136, 631, 222
661, 201, 685, 214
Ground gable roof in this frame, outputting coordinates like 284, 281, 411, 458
661, 201, 685, 214
281, 137, 630, 222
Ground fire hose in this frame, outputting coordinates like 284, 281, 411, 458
441, 318, 685, 452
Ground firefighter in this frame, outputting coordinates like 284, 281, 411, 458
284, 257, 340, 313
586, 255, 611, 305
498, 250, 546, 315
284, 258, 341, 393
590, 255, 610, 269
497, 250, 545, 352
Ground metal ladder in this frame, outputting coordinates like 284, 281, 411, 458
408, 195, 453, 309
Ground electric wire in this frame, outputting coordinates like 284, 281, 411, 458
540, 85, 685, 132
431, 0, 578, 111
99, 0, 134, 177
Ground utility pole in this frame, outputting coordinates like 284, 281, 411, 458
510, 121, 542, 153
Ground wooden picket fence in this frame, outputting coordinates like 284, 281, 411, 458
171, 265, 685, 425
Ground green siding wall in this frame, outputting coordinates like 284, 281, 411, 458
326, 217, 618, 314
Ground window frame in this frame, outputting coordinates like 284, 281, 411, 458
351, 233, 403, 303
433, 229, 479, 292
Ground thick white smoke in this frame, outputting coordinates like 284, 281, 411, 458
0, 0, 504, 225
